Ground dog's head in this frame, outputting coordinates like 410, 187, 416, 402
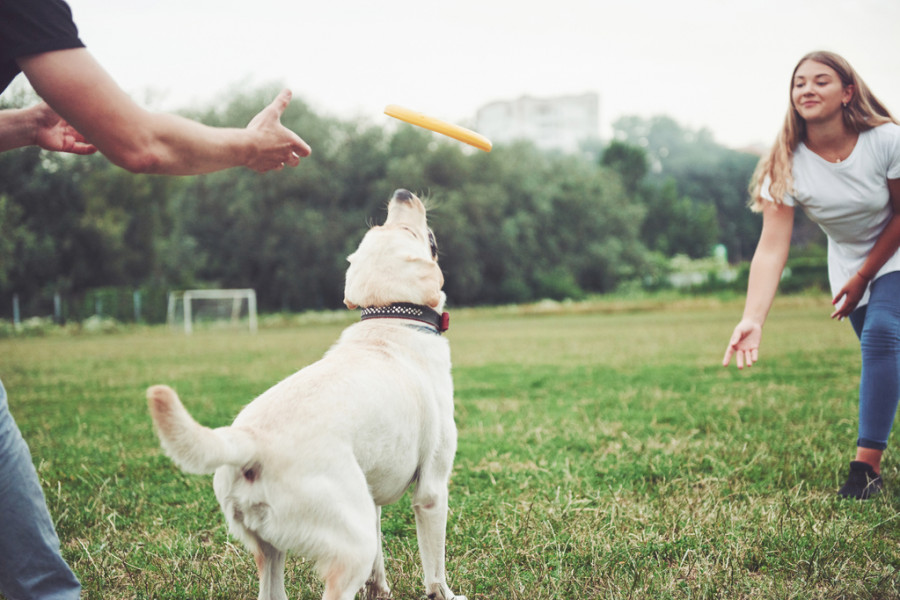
344, 189, 445, 311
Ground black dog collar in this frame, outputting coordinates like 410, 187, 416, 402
360, 302, 449, 334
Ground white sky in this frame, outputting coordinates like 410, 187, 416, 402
44, 0, 900, 149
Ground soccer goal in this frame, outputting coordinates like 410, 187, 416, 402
167, 289, 258, 334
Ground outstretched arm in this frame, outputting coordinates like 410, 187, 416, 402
723, 201, 794, 369
17, 48, 311, 174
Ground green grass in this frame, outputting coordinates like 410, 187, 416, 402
2, 295, 899, 599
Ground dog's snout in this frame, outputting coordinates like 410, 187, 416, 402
392, 189, 413, 202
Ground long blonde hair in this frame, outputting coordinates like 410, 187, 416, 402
749, 51, 897, 212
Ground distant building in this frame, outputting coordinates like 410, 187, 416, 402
475, 92, 600, 154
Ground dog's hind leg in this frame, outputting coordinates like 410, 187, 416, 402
364, 506, 391, 600
255, 539, 288, 600
317, 466, 380, 600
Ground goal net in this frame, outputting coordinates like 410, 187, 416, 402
167, 289, 258, 334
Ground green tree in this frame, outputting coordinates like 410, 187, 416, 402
612, 115, 761, 261
4, 86, 744, 320
640, 180, 719, 258
601, 139, 648, 195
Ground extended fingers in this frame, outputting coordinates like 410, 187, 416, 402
63, 126, 97, 154
733, 348, 756, 370
246, 90, 312, 166
723, 340, 757, 369
248, 90, 291, 129
267, 89, 292, 118
290, 134, 311, 158
744, 348, 759, 367
831, 293, 857, 320
67, 141, 98, 155
722, 345, 735, 367
254, 146, 306, 173
271, 90, 312, 157
831, 290, 846, 307
831, 304, 855, 320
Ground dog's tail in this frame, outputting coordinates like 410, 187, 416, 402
147, 385, 256, 474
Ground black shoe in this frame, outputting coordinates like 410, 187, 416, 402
837, 461, 883, 500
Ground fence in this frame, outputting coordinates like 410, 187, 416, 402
3, 286, 170, 325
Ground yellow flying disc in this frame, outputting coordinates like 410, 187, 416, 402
384, 104, 492, 152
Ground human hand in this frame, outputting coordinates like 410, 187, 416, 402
722, 319, 762, 369
245, 89, 312, 173
30, 101, 97, 155
831, 272, 870, 320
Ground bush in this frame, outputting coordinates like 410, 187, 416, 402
0, 316, 57, 338
780, 255, 829, 294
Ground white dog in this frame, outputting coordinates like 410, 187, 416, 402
148, 189, 464, 600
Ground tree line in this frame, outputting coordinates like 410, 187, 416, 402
0, 85, 774, 323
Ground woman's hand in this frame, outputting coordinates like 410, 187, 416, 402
831, 272, 870, 320
723, 319, 763, 369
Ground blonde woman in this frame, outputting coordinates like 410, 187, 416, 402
723, 51, 900, 500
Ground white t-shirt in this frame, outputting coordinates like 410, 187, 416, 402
762, 122, 900, 308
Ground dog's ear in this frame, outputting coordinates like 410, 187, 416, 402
425, 291, 441, 308
343, 250, 361, 309
344, 257, 355, 309
406, 255, 444, 308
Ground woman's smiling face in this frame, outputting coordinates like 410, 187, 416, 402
791, 59, 853, 124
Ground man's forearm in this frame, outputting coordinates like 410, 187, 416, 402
20, 49, 307, 175
109, 111, 256, 175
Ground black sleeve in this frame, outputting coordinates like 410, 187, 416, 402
0, 0, 85, 92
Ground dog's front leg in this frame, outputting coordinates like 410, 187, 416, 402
412, 482, 465, 600
364, 506, 391, 600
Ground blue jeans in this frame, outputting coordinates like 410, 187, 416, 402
849, 271, 900, 451
0, 379, 81, 599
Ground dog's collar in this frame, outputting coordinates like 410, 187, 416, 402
360, 303, 449, 335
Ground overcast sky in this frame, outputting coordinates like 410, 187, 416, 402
33, 0, 900, 149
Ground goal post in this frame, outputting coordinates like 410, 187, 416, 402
167, 289, 258, 334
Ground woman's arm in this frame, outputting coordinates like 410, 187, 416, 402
831, 178, 900, 319
17, 48, 310, 174
723, 201, 794, 369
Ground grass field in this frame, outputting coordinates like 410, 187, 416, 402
2, 295, 898, 599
